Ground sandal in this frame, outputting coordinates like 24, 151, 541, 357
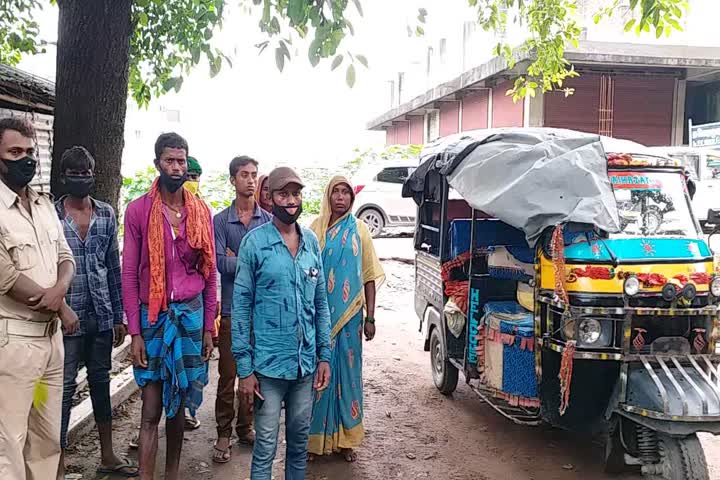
97, 457, 139, 477
212, 441, 232, 464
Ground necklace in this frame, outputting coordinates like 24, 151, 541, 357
164, 203, 183, 219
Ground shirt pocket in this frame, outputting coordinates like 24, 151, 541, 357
4, 232, 38, 271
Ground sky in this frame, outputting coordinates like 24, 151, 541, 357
18, 0, 441, 176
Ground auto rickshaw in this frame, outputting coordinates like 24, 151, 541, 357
404, 128, 720, 479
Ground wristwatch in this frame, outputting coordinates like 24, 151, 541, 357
365, 316, 375, 324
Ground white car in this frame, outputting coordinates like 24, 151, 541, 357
352, 162, 418, 237
647, 146, 720, 230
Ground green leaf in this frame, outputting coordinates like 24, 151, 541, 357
624, 19, 636, 32
275, 47, 285, 72
331, 54, 343, 70
593, 13, 601, 24
415, 26, 425, 36
288, 0, 305, 25
655, 25, 662, 38
356, 54, 368, 68
346, 63, 356, 88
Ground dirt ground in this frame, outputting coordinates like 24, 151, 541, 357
66, 251, 720, 480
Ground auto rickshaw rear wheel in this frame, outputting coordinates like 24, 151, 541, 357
429, 327, 458, 395
641, 434, 708, 480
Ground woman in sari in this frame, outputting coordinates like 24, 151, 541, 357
308, 176, 385, 462
255, 174, 272, 212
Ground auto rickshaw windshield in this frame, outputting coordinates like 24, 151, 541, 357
609, 169, 699, 238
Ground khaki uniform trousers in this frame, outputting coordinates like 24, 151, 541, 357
0, 325, 64, 480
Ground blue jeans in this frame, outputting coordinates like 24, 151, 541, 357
60, 320, 113, 449
251, 374, 314, 480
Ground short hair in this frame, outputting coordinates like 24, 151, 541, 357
0, 117, 34, 144
154, 132, 188, 160
60, 146, 95, 173
229, 155, 259, 177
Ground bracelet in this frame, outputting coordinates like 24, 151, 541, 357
365, 316, 375, 324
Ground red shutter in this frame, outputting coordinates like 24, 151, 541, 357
492, 80, 524, 127
462, 91, 489, 131
409, 116, 424, 144
439, 101, 460, 137
613, 76, 674, 146
544, 73, 601, 135
386, 126, 397, 145
395, 121, 410, 145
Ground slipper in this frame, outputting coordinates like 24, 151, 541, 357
129, 433, 139, 450
212, 441, 232, 464
184, 413, 201, 430
97, 458, 139, 477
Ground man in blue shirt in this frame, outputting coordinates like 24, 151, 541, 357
232, 167, 331, 480
213, 156, 272, 463
55, 146, 136, 478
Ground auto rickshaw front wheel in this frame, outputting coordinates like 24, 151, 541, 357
641, 434, 708, 480
429, 327, 458, 395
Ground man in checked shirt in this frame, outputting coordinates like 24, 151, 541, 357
55, 146, 137, 478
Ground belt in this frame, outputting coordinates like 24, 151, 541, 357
3, 318, 59, 337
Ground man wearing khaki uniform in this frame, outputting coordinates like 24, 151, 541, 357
0, 117, 78, 480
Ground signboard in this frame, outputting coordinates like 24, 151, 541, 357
690, 120, 720, 148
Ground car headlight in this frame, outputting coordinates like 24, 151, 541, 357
711, 277, 720, 297
578, 318, 602, 344
624, 276, 640, 296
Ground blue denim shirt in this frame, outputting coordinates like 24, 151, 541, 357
56, 196, 123, 336
231, 221, 331, 380
214, 202, 272, 317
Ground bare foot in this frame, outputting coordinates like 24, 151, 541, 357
341, 448, 358, 462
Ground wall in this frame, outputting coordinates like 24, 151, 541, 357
492, 81, 524, 127
461, 91, 489, 131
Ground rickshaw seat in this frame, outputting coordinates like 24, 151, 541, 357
449, 218, 530, 259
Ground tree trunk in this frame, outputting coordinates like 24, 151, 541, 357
52, 0, 133, 211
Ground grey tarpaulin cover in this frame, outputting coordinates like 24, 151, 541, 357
402, 128, 621, 246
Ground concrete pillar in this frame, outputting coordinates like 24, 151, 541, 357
672, 78, 686, 146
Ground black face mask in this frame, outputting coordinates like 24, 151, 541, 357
64, 175, 95, 198
2, 156, 37, 189
272, 203, 303, 225
159, 171, 187, 193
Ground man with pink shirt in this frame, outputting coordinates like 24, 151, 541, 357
122, 132, 217, 480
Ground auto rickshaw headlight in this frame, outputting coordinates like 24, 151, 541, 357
711, 277, 720, 297
624, 276, 640, 296
577, 318, 602, 344
681, 283, 697, 302
661, 283, 677, 302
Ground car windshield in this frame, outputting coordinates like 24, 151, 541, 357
609, 170, 698, 238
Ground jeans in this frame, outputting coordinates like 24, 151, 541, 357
251, 374, 314, 480
60, 320, 113, 449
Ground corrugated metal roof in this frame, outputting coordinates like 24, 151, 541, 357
0, 64, 55, 113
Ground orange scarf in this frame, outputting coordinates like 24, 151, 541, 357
147, 178, 216, 324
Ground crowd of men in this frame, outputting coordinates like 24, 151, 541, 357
0, 117, 382, 480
